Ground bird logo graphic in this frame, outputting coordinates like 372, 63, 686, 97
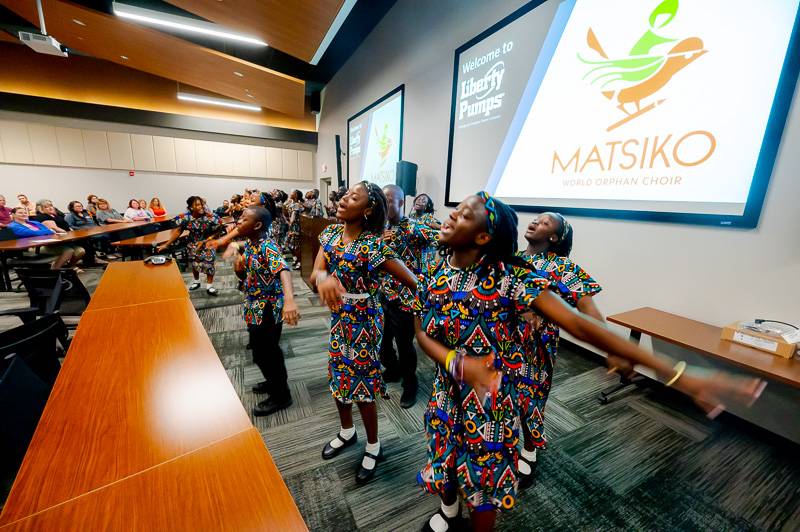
374, 123, 393, 165
578, 0, 707, 132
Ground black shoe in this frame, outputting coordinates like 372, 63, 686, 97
252, 395, 292, 416
421, 508, 466, 532
322, 431, 358, 460
400, 384, 417, 409
355, 447, 385, 485
382, 368, 401, 383
207, 286, 219, 296
251, 381, 269, 394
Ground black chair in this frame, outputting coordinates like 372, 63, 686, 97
10, 268, 90, 325
0, 271, 63, 324
0, 313, 68, 387
0, 356, 51, 490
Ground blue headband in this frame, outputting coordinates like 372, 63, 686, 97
476, 191, 497, 235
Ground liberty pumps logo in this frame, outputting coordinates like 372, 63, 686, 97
578, 0, 707, 132
459, 61, 506, 120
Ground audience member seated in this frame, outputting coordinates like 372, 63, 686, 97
0, 195, 12, 227
86, 194, 99, 218
32, 200, 70, 232
229, 195, 244, 220
65, 201, 98, 230
138, 198, 155, 218
6, 207, 84, 269
95, 199, 126, 225
149, 197, 166, 217
124, 199, 152, 221
16, 194, 37, 216
215, 199, 230, 216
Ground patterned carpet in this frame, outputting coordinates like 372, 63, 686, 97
2, 261, 799, 530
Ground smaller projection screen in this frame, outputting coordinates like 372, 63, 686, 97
347, 85, 404, 187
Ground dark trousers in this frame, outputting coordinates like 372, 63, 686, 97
248, 311, 290, 400
379, 296, 417, 388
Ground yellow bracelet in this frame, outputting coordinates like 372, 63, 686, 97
665, 361, 687, 387
445, 349, 457, 369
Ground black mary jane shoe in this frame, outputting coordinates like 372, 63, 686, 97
321, 432, 357, 460
421, 507, 466, 532
251, 381, 269, 394
518, 452, 538, 489
355, 448, 385, 485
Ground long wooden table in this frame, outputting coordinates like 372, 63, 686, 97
0, 217, 168, 291
0, 261, 307, 531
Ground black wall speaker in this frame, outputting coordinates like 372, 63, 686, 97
396, 161, 418, 197
309, 91, 321, 115
335, 134, 344, 189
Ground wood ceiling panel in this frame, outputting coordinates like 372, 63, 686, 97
165, 0, 344, 62
0, 0, 305, 116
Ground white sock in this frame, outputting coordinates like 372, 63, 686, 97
189, 280, 199, 285
329, 426, 355, 449
206, 282, 213, 289
519, 447, 537, 475
429, 500, 459, 532
361, 440, 380, 469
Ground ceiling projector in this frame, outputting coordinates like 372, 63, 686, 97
18, 31, 68, 57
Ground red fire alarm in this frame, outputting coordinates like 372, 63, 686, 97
129, 170, 135, 176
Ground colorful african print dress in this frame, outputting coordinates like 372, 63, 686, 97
415, 256, 550, 512
284, 202, 303, 253
173, 212, 222, 276
515, 250, 601, 448
241, 237, 289, 326
268, 200, 288, 246
381, 217, 438, 311
320, 224, 396, 404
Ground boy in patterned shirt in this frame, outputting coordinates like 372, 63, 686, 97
380, 184, 438, 408
233, 206, 300, 417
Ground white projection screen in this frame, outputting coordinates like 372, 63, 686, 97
347, 85, 404, 187
445, 0, 800, 227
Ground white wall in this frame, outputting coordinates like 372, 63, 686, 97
317, 0, 800, 327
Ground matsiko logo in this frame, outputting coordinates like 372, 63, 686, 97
578, 0, 707, 132
459, 61, 506, 120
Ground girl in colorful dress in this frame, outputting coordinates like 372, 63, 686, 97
312, 181, 417, 485
158, 196, 224, 296
409, 193, 441, 229
284, 190, 303, 268
414, 192, 764, 531
514, 212, 604, 482
269, 190, 289, 247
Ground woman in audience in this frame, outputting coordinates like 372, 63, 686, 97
312, 181, 417, 485
284, 189, 303, 268
409, 193, 441, 229
413, 192, 764, 532
157, 196, 223, 296
137, 198, 155, 218
6, 207, 84, 269
513, 212, 604, 485
124, 199, 152, 221
33, 199, 70, 231
16, 194, 37, 216
65, 201, 98, 229
149, 197, 166, 217
304, 189, 324, 217
86, 194, 99, 217
95, 199, 127, 225
0, 195, 12, 228
229, 194, 245, 220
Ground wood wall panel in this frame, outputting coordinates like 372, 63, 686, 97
298, 150, 313, 181
0, 120, 33, 164
27, 124, 61, 166
55, 127, 86, 167
153, 136, 177, 173
107, 132, 134, 169
174, 138, 197, 174
248, 145, 267, 178
281, 148, 298, 180
130, 134, 156, 171
82, 130, 112, 169
266, 147, 282, 179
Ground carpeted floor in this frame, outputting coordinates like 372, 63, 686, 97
1, 261, 799, 531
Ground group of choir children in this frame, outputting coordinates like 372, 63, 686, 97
158, 182, 764, 531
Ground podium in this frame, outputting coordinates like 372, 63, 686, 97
299, 214, 334, 289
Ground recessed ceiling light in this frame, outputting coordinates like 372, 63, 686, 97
177, 92, 260, 112
234, 71, 244, 77
247, 94, 254, 98
72, 19, 86, 26
113, 2, 267, 47
120, 55, 129, 60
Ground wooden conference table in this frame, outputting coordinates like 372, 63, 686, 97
0, 261, 307, 531
0, 217, 168, 291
